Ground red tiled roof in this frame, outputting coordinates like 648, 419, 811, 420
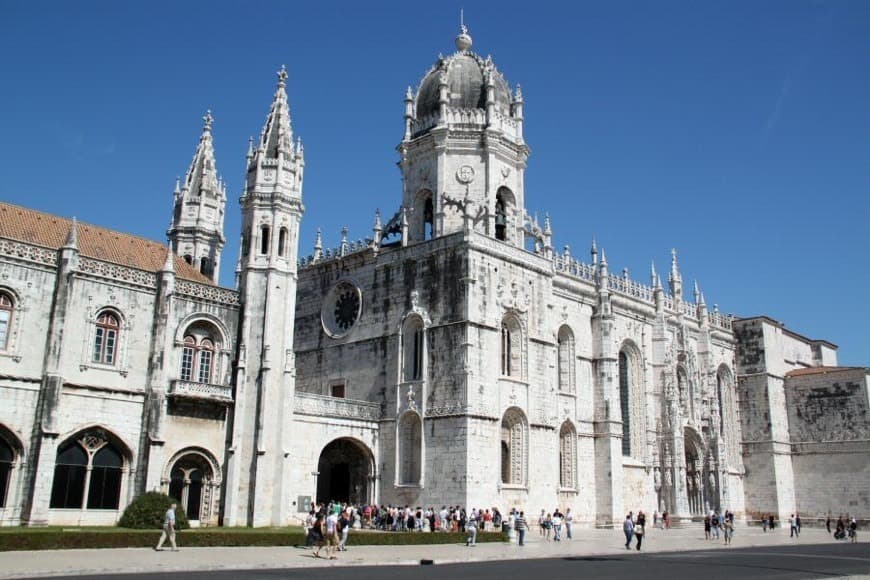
0, 202, 214, 285
785, 366, 864, 378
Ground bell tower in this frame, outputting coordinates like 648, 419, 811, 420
223, 66, 304, 527
167, 111, 226, 283
397, 25, 529, 245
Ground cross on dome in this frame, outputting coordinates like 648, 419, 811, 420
455, 10, 473, 52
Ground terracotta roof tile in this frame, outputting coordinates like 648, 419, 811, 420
785, 366, 864, 378
0, 202, 214, 285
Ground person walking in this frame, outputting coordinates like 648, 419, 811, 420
826, 515, 831, 534
325, 510, 339, 559
635, 511, 646, 551
565, 508, 574, 540
515, 511, 528, 546
711, 511, 720, 540
762, 513, 768, 533
723, 517, 734, 545
465, 510, 478, 547
704, 513, 712, 540
789, 514, 798, 538
623, 513, 635, 550
769, 514, 775, 531
796, 513, 802, 535
155, 503, 179, 551
338, 509, 351, 552
850, 517, 858, 543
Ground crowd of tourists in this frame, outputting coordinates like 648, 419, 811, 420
702, 510, 736, 544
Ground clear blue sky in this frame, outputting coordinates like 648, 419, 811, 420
1, 1, 868, 365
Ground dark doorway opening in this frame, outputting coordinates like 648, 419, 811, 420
316, 438, 372, 506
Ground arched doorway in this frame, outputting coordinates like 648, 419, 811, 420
316, 438, 373, 505
684, 428, 705, 515
166, 450, 218, 525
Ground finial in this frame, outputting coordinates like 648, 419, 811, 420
623, 267, 630, 279
600, 249, 607, 266
699, 291, 707, 307
670, 247, 681, 281
341, 226, 349, 242
202, 109, 214, 133
515, 83, 523, 101
455, 15, 473, 52
246, 136, 254, 158
64, 217, 78, 249
405, 86, 413, 101
591, 236, 598, 254
401, 206, 408, 226
314, 228, 323, 250
162, 245, 175, 273
277, 65, 288, 88
543, 213, 551, 235
693, 280, 701, 303
373, 209, 383, 231
174, 176, 181, 195
296, 137, 304, 153
651, 261, 657, 285
655, 273, 663, 290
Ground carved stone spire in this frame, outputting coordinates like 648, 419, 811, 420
254, 65, 294, 162
167, 111, 227, 283
162, 245, 175, 273
63, 217, 78, 249
669, 248, 683, 300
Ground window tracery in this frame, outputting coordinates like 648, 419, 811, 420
500, 407, 527, 486
559, 421, 577, 489
180, 323, 220, 383
49, 430, 125, 510
557, 325, 575, 393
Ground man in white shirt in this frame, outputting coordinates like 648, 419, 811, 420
325, 511, 339, 559
155, 503, 178, 552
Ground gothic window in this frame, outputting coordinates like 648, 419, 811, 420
92, 311, 119, 365
168, 453, 214, 521
278, 227, 288, 257
619, 343, 645, 459
397, 412, 422, 485
423, 197, 434, 240
495, 187, 515, 242
50, 431, 125, 510
559, 421, 577, 490
0, 434, 14, 508
402, 316, 425, 382
500, 408, 527, 486
260, 225, 270, 255
183, 254, 193, 265
501, 315, 522, 378
0, 291, 14, 350
557, 325, 575, 393
179, 323, 220, 384
619, 351, 631, 456
199, 257, 212, 277
241, 233, 250, 257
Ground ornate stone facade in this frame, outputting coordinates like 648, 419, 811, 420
0, 25, 866, 529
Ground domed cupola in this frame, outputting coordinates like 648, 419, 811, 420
405, 25, 521, 139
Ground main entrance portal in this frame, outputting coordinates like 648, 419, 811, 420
316, 438, 373, 505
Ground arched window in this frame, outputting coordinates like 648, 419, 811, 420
397, 412, 422, 485
402, 317, 425, 382
557, 326, 575, 393
87, 445, 123, 509
501, 315, 522, 378
618, 351, 631, 456
199, 257, 212, 277
183, 254, 193, 265
180, 324, 220, 384
0, 291, 14, 351
0, 434, 14, 508
500, 408, 527, 485
495, 197, 507, 241
278, 227, 288, 257
50, 431, 126, 510
423, 197, 434, 240
559, 421, 577, 489
619, 343, 644, 459
495, 187, 515, 242
260, 225, 270, 255
168, 453, 214, 521
92, 311, 119, 365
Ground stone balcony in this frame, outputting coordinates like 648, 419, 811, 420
170, 379, 234, 404
294, 391, 381, 422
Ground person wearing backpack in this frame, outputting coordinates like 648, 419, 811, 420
465, 510, 478, 546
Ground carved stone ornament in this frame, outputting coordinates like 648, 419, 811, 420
496, 279, 531, 313
456, 165, 475, 184
321, 280, 362, 339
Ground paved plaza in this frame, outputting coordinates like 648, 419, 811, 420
1, 526, 866, 579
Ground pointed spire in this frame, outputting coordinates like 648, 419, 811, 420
543, 213, 551, 235
669, 248, 681, 282
693, 280, 701, 304
180, 110, 224, 201
405, 86, 413, 101
64, 217, 78, 249
173, 176, 181, 195
655, 273, 663, 290
340, 226, 349, 256
600, 248, 607, 267
246, 136, 254, 159
255, 66, 294, 161
313, 228, 323, 262
515, 83, 523, 101
651, 261, 657, 286
373, 209, 383, 232
162, 245, 175, 273
590, 236, 598, 265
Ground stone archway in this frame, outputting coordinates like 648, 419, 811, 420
316, 438, 374, 505
684, 427, 705, 515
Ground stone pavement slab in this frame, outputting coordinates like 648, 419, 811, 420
0, 527, 857, 579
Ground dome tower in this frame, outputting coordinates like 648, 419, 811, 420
398, 24, 529, 245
